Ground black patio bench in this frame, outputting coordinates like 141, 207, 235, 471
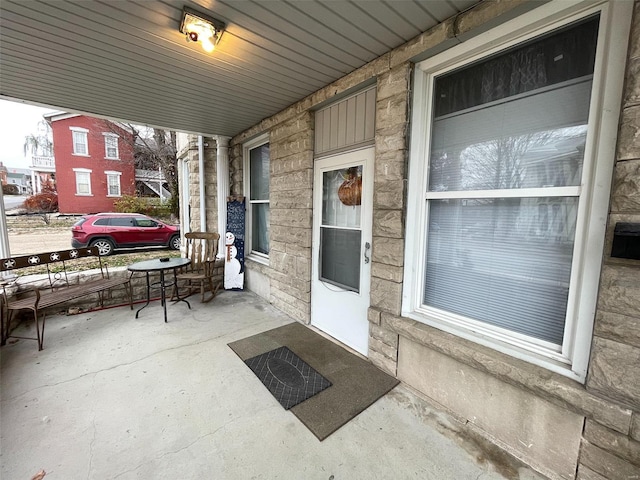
0, 247, 132, 350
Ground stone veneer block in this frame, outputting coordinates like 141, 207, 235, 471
375, 123, 409, 153
367, 308, 381, 326
598, 264, 640, 318
269, 208, 312, 229
270, 225, 311, 248
368, 349, 397, 376
371, 263, 404, 283
579, 441, 640, 480
583, 420, 640, 467
369, 336, 398, 361
375, 149, 407, 181
370, 277, 403, 316
376, 64, 411, 101
375, 95, 409, 131
576, 465, 608, 480
632, 414, 640, 442
270, 188, 313, 209
594, 310, 640, 349
270, 169, 313, 192
370, 321, 398, 348
371, 236, 405, 266
372, 210, 404, 238
617, 105, 640, 161
397, 336, 583, 479
611, 159, 640, 213
587, 337, 640, 409
623, 57, 640, 107
373, 179, 405, 210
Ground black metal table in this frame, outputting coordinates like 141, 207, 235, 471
128, 257, 191, 323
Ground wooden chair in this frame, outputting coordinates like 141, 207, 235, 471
175, 232, 221, 303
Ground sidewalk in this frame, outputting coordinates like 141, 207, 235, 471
0, 290, 545, 479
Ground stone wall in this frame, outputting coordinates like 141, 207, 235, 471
227, 1, 640, 478
578, 3, 640, 478
184, 136, 219, 233
229, 114, 315, 323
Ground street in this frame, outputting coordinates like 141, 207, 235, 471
3, 194, 27, 211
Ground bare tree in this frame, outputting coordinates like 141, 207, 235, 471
99, 120, 179, 216
23, 120, 53, 157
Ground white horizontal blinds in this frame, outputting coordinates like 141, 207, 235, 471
320, 166, 362, 292
423, 17, 598, 346
425, 197, 578, 344
249, 143, 270, 255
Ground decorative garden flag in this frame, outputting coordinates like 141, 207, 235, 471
225, 196, 245, 290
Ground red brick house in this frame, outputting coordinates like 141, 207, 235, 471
45, 113, 136, 214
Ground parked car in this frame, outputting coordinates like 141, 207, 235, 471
71, 213, 181, 256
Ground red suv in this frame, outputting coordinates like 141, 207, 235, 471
71, 213, 181, 256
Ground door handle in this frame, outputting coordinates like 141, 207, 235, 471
364, 242, 371, 264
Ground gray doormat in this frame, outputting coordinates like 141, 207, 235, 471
228, 322, 399, 440
244, 346, 332, 410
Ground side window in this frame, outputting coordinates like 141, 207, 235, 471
104, 134, 119, 159
70, 128, 89, 156
105, 171, 121, 197
135, 218, 158, 228
244, 136, 270, 259
73, 169, 92, 195
93, 218, 110, 226
109, 217, 134, 227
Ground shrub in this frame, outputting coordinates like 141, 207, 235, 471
113, 195, 153, 215
24, 190, 58, 213
2, 184, 19, 195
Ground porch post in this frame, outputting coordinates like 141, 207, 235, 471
214, 135, 230, 257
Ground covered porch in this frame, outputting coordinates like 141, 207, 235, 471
0, 291, 541, 479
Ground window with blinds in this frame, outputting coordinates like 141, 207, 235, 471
422, 17, 598, 349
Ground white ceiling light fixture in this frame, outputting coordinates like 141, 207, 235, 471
179, 6, 225, 53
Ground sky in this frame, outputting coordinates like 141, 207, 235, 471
0, 99, 58, 169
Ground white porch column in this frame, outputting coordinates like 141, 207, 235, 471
214, 135, 230, 257
0, 186, 12, 277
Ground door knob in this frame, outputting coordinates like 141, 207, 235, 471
364, 242, 371, 264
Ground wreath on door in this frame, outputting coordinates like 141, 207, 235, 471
338, 167, 362, 206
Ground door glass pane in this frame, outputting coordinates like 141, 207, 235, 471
322, 166, 362, 228
320, 228, 361, 292
424, 197, 578, 345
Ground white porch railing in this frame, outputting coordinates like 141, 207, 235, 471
30, 156, 55, 169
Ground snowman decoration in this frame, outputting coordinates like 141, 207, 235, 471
224, 232, 244, 290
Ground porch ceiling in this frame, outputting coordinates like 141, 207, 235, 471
0, 0, 477, 138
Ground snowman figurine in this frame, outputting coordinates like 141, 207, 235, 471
224, 232, 244, 289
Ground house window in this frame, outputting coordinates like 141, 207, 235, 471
105, 171, 121, 197
73, 168, 92, 195
403, 2, 632, 382
71, 128, 89, 156
104, 134, 119, 159
244, 135, 270, 259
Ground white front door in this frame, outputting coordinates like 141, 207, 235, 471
311, 148, 374, 356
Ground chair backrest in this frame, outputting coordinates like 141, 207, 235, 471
184, 232, 220, 271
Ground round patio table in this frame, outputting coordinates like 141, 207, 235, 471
128, 257, 191, 323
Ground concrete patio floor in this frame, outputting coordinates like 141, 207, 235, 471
1, 290, 546, 479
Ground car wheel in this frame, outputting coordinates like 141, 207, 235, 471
90, 238, 115, 256
169, 235, 181, 250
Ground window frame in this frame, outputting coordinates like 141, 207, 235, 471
70, 127, 89, 156
243, 133, 270, 263
105, 170, 122, 197
402, 0, 633, 382
103, 133, 120, 159
73, 168, 92, 196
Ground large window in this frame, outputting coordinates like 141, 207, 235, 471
404, 2, 631, 382
244, 136, 270, 258
71, 128, 89, 156
104, 134, 119, 159
73, 168, 92, 195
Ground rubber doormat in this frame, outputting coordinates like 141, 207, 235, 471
244, 346, 332, 410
